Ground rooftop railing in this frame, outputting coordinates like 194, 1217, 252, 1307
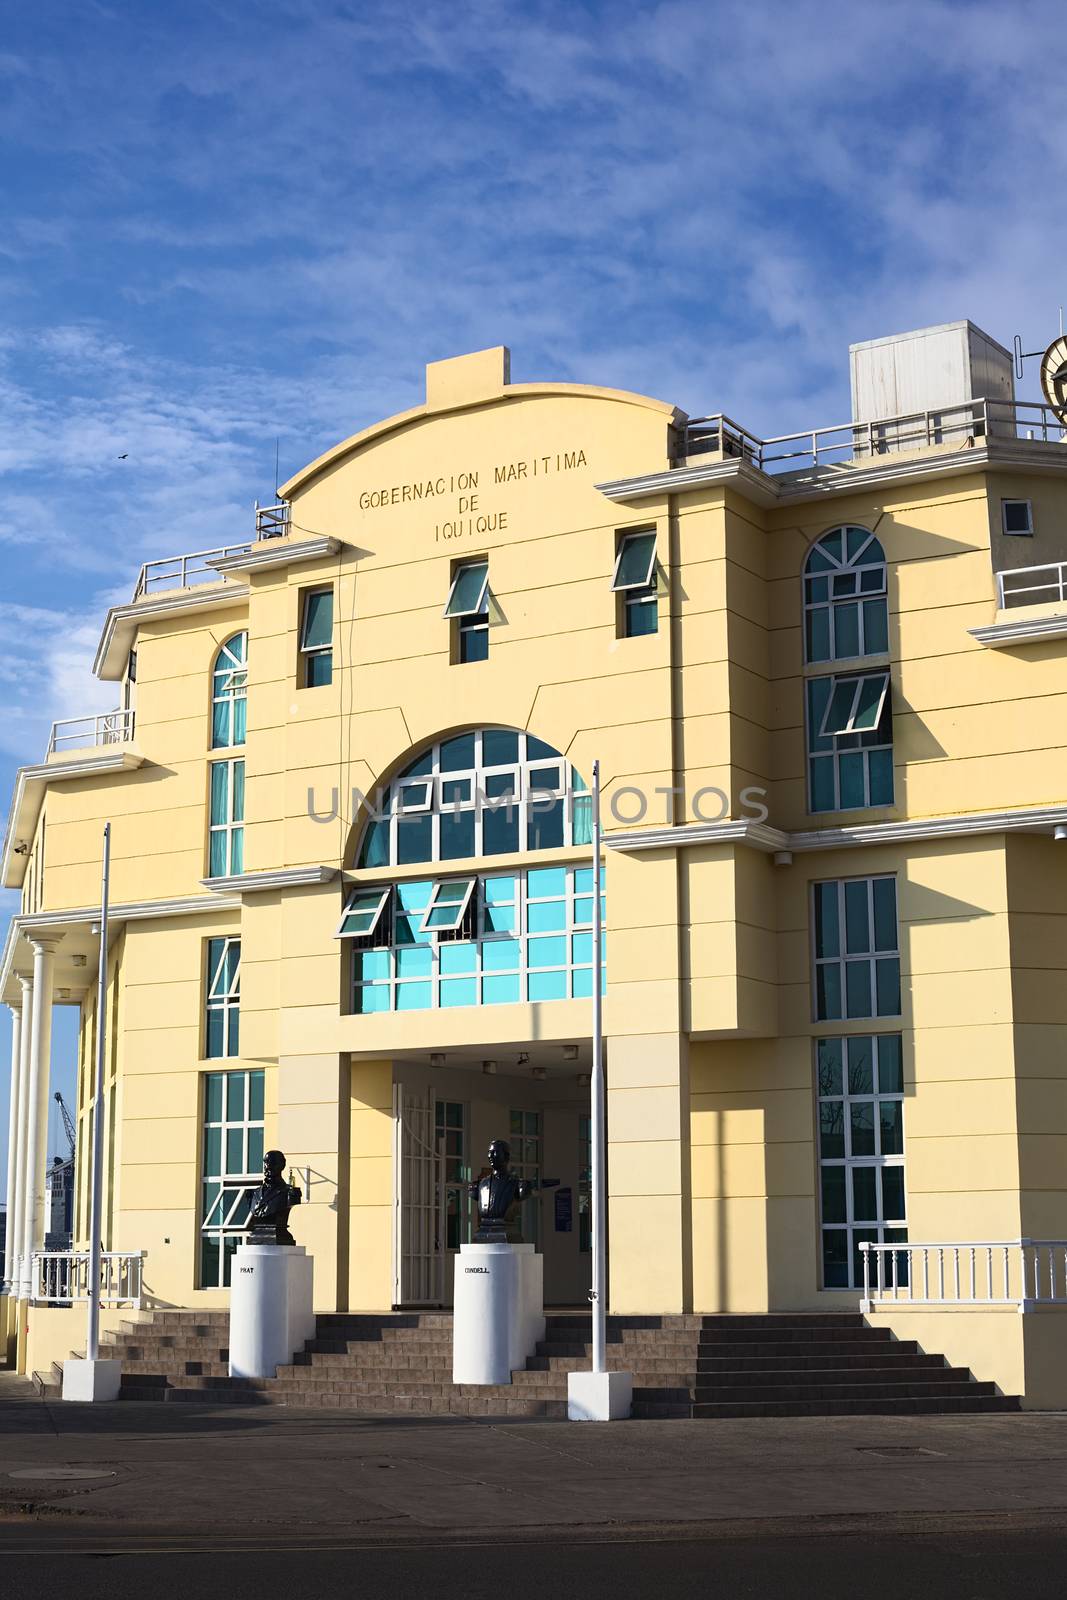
684, 397, 1067, 476
255, 501, 290, 539
131, 502, 292, 599
996, 561, 1067, 610
48, 708, 135, 755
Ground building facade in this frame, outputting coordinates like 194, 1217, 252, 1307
4, 329, 1067, 1403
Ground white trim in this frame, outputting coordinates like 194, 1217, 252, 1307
420, 877, 476, 933
607, 803, 1067, 857
335, 884, 391, 940
94, 584, 250, 681
2, 753, 144, 890
1001, 498, 1034, 537
611, 530, 657, 591
201, 865, 338, 894
970, 614, 1067, 647
443, 561, 490, 618
207, 536, 339, 575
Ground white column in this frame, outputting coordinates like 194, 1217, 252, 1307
18, 938, 61, 1301
3, 1002, 22, 1294
10, 974, 33, 1299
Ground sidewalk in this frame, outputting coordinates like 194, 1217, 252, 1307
2, 1372, 1066, 1549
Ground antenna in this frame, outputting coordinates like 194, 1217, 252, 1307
274, 435, 280, 500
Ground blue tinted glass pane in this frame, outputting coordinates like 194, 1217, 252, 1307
485, 773, 516, 798
230, 762, 244, 821
528, 899, 566, 932
822, 1230, 849, 1288
526, 735, 558, 760
306, 651, 333, 687
397, 982, 433, 1011
845, 960, 873, 1017
399, 748, 434, 779
483, 973, 520, 1005
529, 969, 567, 1001
206, 1010, 224, 1058
439, 942, 477, 974
846, 527, 873, 562
817, 1037, 843, 1097
248, 1127, 264, 1174
212, 701, 230, 748
528, 935, 567, 968
204, 1125, 222, 1177
806, 678, 833, 755
302, 589, 333, 649
459, 625, 489, 663
880, 1105, 904, 1160
821, 1164, 847, 1223
813, 883, 840, 958
838, 752, 865, 810
483, 730, 519, 765
571, 793, 592, 845
396, 880, 432, 910
233, 696, 247, 745
441, 977, 478, 1008
810, 756, 836, 813
873, 878, 897, 950
877, 1036, 903, 1094
868, 749, 893, 806
355, 949, 391, 981
625, 595, 658, 636
226, 1073, 244, 1119
484, 876, 516, 903
484, 904, 515, 933
228, 1011, 240, 1057
528, 867, 567, 899
806, 574, 829, 599
359, 817, 390, 869
248, 1071, 264, 1121
572, 967, 592, 998
819, 1099, 845, 1158
820, 530, 843, 565
844, 881, 871, 953
816, 964, 842, 1020
440, 810, 475, 859
846, 1036, 874, 1094
875, 958, 901, 1016
397, 814, 433, 863
574, 868, 593, 893
205, 1074, 223, 1122
440, 733, 476, 771
834, 602, 859, 659
482, 939, 519, 972
355, 985, 392, 1014
528, 798, 564, 850
483, 805, 519, 855
863, 597, 889, 653
572, 932, 592, 964
882, 1162, 905, 1214
230, 827, 243, 875
806, 607, 831, 663
226, 1128, 244, 1175
396, 946, 433, 978
210, 761, 228, 822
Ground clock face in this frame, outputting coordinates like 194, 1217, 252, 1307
1039, 335, 1067, 424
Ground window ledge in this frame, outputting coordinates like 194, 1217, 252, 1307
802, 652, 891, 676
201, 866, 338, 894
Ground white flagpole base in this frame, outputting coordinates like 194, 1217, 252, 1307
567, 1369, 632, 1421
62, 1358, 122, 1403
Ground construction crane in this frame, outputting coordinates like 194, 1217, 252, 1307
54, 1091, 76, 1159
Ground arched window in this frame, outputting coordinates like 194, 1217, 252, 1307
804, 528, 887, 664
211, 633, 248, 749
357, 728, 591, 869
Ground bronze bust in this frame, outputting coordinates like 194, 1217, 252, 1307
246, 1150, 302, 1245
470, 1138, 535, 1243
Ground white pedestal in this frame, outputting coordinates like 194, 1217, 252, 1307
62, 1358, 122, 1403
452, 1242, 544, 1386
567, 1369, 633, 1421
229, 1244, 315, 1379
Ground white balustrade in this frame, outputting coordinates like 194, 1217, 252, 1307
31, 1250, 144, 1308
995, 561, 1067, 610
133, 543, 252, 599
47, 708, 135, 755
860, 1239, 1067, 1313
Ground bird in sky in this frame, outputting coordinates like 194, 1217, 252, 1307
117, 453, 128, 459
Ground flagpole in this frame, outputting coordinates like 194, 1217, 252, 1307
85, 822, 111, 1364
590, 760, 606, 1375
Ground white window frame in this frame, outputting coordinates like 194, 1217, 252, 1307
611, 530, 657, 591
443, 561, 490, 618
1001, 499, 1034, 536
205, 936, 241, 1058
421, 878, 477, 933
803, 527, 887, 664
211, 633, 248, 750
818, 672, 890, 738
817, 1034, 907, 1290
208, 758, 244, 877
299, 586, 334, 683
199, 1068, 265, 1289
395, 778, 434, 814
812, 874, 900, 1024
806, 675, 893, 814
336, 885, 392, 940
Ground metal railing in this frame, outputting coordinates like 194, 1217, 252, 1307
684, 397, 1067, 476
860, 1239, 1067, 1312
47, 708, 135, 755
255, 501, 290, 539
31, 1250, 144, 1308
133, 543, 252, 599
996, 561, 1067, 610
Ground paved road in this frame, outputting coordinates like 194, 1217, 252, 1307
4, 1527, 1067, 1600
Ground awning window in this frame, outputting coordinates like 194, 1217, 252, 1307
444, 561, 489, 617
336, 886, 391, 940
611, 531, 657, 591
421, 878, 476, 933
818, 672, 890, 738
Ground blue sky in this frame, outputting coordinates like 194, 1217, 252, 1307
1, 0, 1065, 1181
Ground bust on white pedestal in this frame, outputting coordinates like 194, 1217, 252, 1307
452, 1241, 544, 1385
228, 1149, 314, 1380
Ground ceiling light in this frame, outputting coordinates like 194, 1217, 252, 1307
482, 1059, 497, 1075
531, 1066, 546, 1080
562, 1045, 579, 1061
429, 1052, 445, 1068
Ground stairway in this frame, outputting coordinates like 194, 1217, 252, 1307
34, 1310, 1021, 1417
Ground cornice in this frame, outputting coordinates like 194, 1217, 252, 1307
207, 537, 339, 575
201, 866, 338, 894
607, 804, 1067, 857
94, 583, 250, 681
1, 752, 144, 890
969, 613, 1067, 647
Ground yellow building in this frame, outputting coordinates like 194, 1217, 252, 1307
5, 325, 1067, 1408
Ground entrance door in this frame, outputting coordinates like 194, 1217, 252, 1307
434, 1099, 470, 1306
393, 1083, 440, 1305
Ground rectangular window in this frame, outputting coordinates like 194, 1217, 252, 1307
208, 759, 244, 877
812, 875, 900, 1022
509, 1108, 543, 1248
817, 1035, 907, 1289
435, 1099, 469, 1252
205, 937, 241, 1058
1002, 499, 1033, 536
445, 560, 489, 664
807, 673, 893, 813
299, 587, 334, 686
613, 530, 658, 637
199, 1068, 265, 1288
